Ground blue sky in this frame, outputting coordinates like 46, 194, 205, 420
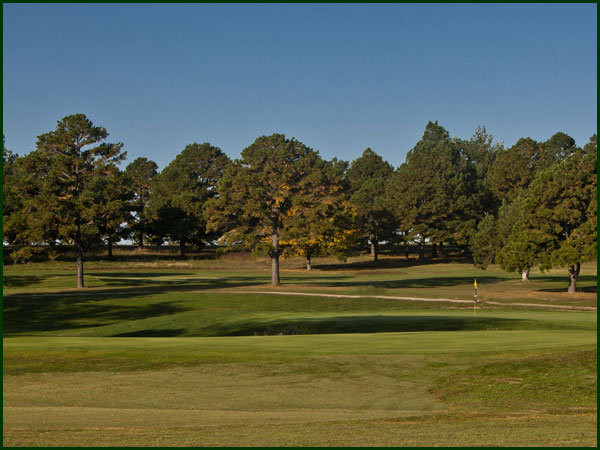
3, 3, 597, 170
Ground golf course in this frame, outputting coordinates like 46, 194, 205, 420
3, 2, 597, 447
3, 252, 597, 446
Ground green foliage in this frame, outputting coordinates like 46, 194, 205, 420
519, 148, 597, 271
4, 114, 125, 284
205, 134, 334, 282
85, 165, 133, 254
583, 134, 596, 156
543, 131, 577, 161
495, 238, 539, 275
147, 143, 229, 253
389, 121, 479, 249
472, 198, 537, 274
346, 147, 393, 185
460, 125, 501, 181
486, 137, 541, 203
473, 131, 589, 283
470, 213, 500, 269
486, 132, 578, 205
457, 125, 502, 214
3, 137, 23, 245
492, 142, 596, 290
123, 157, 158, 247
282, 157, 358, 265
347, 148, 396, 259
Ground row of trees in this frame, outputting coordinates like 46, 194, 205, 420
3, 114, 596, 291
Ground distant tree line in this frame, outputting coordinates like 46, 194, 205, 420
3, 114, 596, 292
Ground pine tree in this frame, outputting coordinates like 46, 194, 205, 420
205, 134, 329, 285
516, 145, 596, 292
20, 114, 126, 287
389, 121, 478, 260
347, 148, 396, 262
124, 157, 158, 248
147, 143, 229, 257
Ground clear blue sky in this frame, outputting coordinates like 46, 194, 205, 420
3, 3, 597, 170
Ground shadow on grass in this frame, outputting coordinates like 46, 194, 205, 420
3, 272, 200, 289
314, 256, 473, 271
3, 296, 188, 335
175, 314, 581, 337
532, 274, 597, 294
1, 274, 339, 335
307, 276, 513, 290
113, 328, 187, 337
532, 275, 597, 284
3, 275, 44, 287
539, 286, 597, 294
3, 273, 75, 288
90, 272, 198, 287
2, 275, 274, 335
4, 274, 271, 296
82, 252, 216, 263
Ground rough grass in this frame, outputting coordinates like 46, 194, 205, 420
432, 349, 597, 410
4, 334, 597, 446
4, 411, 596, 447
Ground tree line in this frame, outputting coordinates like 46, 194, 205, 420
3, 114, 596, 292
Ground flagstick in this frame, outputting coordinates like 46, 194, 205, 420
473, 278, 478, 317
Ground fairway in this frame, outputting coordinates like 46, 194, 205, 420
3, 262, 597, 446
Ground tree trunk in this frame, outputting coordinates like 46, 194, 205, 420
371, 237, 379, 263
138, 232, 144, 249
76, 248, 85, 288
568, 263, 580, 294
76, 224, 85, 288
180, 240, 186, 259
271, 233, 281, 286
76, 250, 85, 288
431, 243, 438, 258
107, 241, 113, 259
418, 242, 425, 262
521, 268, 530, 282
439, 242, 444, 257
306, 255, 312, 271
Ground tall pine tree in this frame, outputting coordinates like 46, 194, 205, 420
22, 114, 125, 287
206, 134, 330, 285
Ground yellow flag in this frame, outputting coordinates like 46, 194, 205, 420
474, 279, 477, 289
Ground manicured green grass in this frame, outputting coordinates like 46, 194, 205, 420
3, 261, 597, 446
4, 281, 596, 337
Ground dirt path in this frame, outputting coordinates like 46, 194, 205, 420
204, 290, 597, 311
